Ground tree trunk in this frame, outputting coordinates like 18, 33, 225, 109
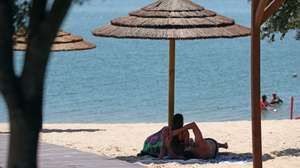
8, 101, 42, 168
0, 74, 43, 168
0, 0, 73, 167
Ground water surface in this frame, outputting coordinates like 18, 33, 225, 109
0, 0, 299, 123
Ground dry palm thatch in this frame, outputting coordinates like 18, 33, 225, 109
14, 31, 96, 51
93, 0, 250, 39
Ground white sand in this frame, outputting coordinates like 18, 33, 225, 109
0, 120, 299, 168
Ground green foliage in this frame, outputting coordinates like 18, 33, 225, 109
261, 0, 300, 41
13, 0, 31, 34
12, 0, 87, 34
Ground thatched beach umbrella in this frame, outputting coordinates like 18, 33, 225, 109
14, 31, 96, 51
93, 0, 250, 127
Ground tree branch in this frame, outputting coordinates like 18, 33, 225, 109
46, 0, 73, 38
0, 0, 23, 108
27, 0, 47, 37
262, 0, 286, 23
255, 0, 268, 27
0, 0, 15, 80
21, 0, 73, 102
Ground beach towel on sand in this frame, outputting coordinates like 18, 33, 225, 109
140, 129, 163, 157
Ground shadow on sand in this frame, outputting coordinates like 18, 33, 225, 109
0, 128, 105, 134
115, 152, 267, 164
116, 148, 300, 165
270, 148, 300, 157
41, 128, 106, 133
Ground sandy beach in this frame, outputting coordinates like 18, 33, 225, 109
0, 120, 299, 168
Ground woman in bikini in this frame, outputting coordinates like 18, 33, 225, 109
139, 115, 228, 159
138, 113, 189, 159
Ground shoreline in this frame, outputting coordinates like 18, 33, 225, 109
1, 120, 299, 168
0, 118, 295, 124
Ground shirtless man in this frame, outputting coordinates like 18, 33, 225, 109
270, 93, 283, 104
171, 122, 228, 159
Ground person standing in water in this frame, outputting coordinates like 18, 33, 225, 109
270, 92, 283, 104
261, 95, 271, 110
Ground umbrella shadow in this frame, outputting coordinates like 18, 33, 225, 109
41, 128, 105, 133
0, 132, 9, 134
116, 148, 300, 165
0, 128, 105, 134
115, 152, 275, 165
270, 148, 300, 157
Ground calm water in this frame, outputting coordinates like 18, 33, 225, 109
0, 0, 300, 123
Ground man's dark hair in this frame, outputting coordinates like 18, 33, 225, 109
171, 114, 185, 156
173, 113, 184, 130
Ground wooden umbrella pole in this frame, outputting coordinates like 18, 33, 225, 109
168, 39, 176, 128
251, 0, 263, 167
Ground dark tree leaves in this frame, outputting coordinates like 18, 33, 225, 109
13, 0, 31, 34
261, 0, 300, 41
13, 0, 87, 34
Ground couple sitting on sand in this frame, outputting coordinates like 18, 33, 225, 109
138, 114, 228, 160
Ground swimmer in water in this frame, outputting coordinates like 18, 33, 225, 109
261, 95, 270, 110
270, 93, 283, 105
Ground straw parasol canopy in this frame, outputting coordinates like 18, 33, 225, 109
14, 31, 96, 51
93, 0, 250, 39
92, 0, 250, 126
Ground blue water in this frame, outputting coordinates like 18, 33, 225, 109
0, 0, 300, 123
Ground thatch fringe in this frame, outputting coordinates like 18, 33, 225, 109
129, 9, 216, 18
14, 41, 96, 51
111, 15, 234, 29
93, 24, 250, 40
14, 31, 96, 51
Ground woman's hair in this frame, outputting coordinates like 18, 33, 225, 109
262, 95, 267, 101
173, 113, 184, 130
